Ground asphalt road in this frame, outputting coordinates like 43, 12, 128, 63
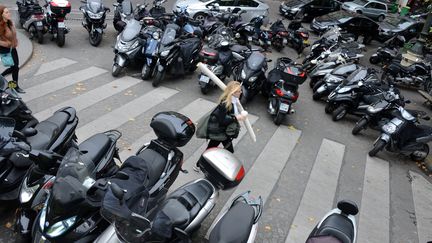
1, 0, 432, 242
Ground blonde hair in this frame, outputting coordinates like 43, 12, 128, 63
219, 81, 241, 110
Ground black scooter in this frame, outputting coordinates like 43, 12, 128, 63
0, 107, 78, 201
15, 130, 121, 239
264, 58, 306, 125
33, 111, 195, 242
369, 35, 405, 65
369, 107, 432, 162
17, 0, 46, 44
233, 49, 271, 104
80, 0, 110, 46
0, 76, 38, 131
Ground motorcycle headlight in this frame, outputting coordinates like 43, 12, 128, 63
241, 69, 246, 79
161, 50, 170, 57
382, 123, 397, 134
19, 178, 40, 203
87, 11, 103, 19
249, 76, 257, 82
152, 32, 160, 40
45, 216, 77, 237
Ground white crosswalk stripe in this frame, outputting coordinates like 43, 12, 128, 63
8, 58, 432, 243
34, 58, 77, 76
34, 76, 142, 121
357, 156, 390, 243
285, 139, 345, 243
76, 86, 178, 141
22, 66, 107, 102
409, 171, 432, 243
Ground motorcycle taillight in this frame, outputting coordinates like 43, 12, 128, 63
34, 14, 44, 20
291, 92, 299, 102
275, 88, 283, 97
300, 32, 309, 39
279, 31, 288, 37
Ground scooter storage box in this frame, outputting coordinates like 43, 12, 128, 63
150, 111, 195, 147
199, 47, 219, 65
197, 148, 245, 190
49, 0, 71, 15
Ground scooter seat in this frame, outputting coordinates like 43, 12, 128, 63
362, 94, 383, 105
79, 133, 111, 165
154, 179, 214, 231
136, 149, 166, 186
315, 214, 354, 243
209, 202, 255, 243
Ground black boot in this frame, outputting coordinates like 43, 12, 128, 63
15, 85, 26, 94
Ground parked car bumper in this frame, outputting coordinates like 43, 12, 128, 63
279, 5, 297, 19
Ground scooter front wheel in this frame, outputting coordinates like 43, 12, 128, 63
369, 55, 380, 65
410, 144, 429, 162
153, 70, 165, 87
369, 140, 386, 157
352, 118, 368, 135
89, 31, 102, 47
141, 62, 152, 80
273, 111, 285, 125
56, 28, 65, 47
332, 105, 347, 121
325, 103, 334, 114
112, 63, 122, 77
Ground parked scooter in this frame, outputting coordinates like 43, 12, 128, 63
43, 0, 71, 47
270, 20, 288, 51
148, 0, 166, 18
112, 18, 146, 77
15, 130, 121, 239
152, 24, 202, 87
264, 57, 306, 125
140, 24, 163, 80
98, 147, 246, 243
0, 107, 78, 201
307, 200, 358, 243
92, 111, 196, 243
312, 62, 359, 101
173, 5, 203, 36
369, 107, 432, 161
286, 20, 309, 54
369, 35, 405, 65
326, 68, 385, 121
0, 76, 38, 131
80, 0, 110, 46
234, 49, 271, 104
17, 0, 46, 44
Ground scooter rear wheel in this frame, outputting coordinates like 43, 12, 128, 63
410, 144, 429, 162
332, 105, 347, 121
153, 70, 165, 87
273, 112, 284, 125
352, 118, 368, 135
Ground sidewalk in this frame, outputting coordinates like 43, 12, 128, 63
0, 29, 33, 75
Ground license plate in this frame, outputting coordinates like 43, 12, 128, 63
280, 103, 289, 112
283, 39, 288, 45
36, 21, 43, 27
199, 75, 210, 83
58, 22, 65, 28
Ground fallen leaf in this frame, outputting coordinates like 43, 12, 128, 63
129, 118, 135, 121
5, 222, 12, 228
290, 224, 297, 229
308, 217, 315, 222
276, 198, 281, 202
264, 225, 271, 232
288, 125, 296, 130
113, 85, 118, 88
127, 148, 132, 151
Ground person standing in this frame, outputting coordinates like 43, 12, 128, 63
0, 5, 25, 93
206, 81, 247, 153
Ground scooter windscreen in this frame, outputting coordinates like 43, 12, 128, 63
247, 52, 265, 71
121, 19, 141, 42
161, 24, 178, 45
87, 0, 103, 13
346, 68, 368, 84
0, 117, 16, 155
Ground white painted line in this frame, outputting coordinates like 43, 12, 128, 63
119, 98, 217, 160
409, 171, 432, 243
76, 86, 178, 141
357, 156, 390, 243
34, 58, 77, 76
34, 76, 141, 121
206, 125, 301, 239
170, 115, 259, 193
22, 66, 107, 102
284, 139, 345, 243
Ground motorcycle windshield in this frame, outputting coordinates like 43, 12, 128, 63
87, 0, 103, 13
161, 26, 177, 45
0, 117, 15, 148
247, 52, 265, 71
121, 0, 133, 15
332, 63, 357, 75
346, 68, 367, 84
145, 38, 158, 55
121, 19, 141, 42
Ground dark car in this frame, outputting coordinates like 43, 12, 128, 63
279, 0, 341, 21
310, 10, 379, 43
376, 15, 424, 42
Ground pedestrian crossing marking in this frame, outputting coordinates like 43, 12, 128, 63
34, 76, 142, 121
409, 171, 432, 243
34, 58, 77, 76
22, 66, 107, 102
76, 86, 178, 141
285, 139, 345, 243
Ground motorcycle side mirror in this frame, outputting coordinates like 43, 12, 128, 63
21, 127, 37, 137
113, 171, 130, 180
110, 182, 125, 202
337, 200, 358, 216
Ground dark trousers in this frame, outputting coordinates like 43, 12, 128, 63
1, 48, 19, 83
207, 139, 234, 153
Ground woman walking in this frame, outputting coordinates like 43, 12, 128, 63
0, 5, 25, 93
206, 81, 247, 153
